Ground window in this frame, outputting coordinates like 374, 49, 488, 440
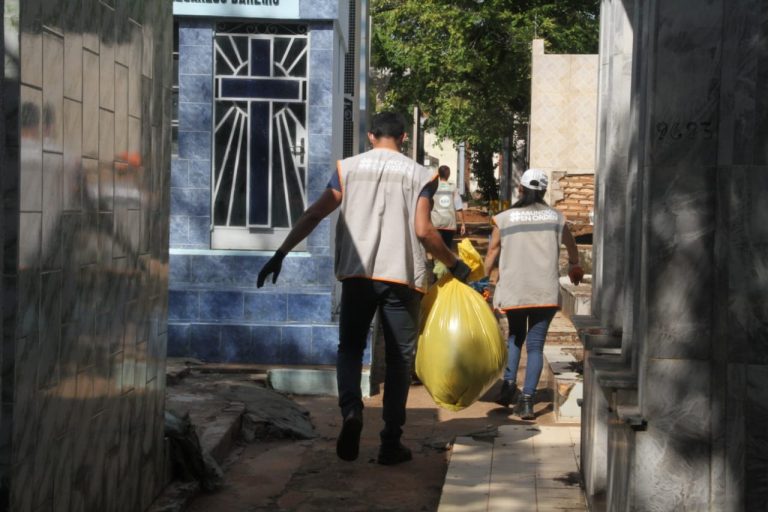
211, 23, 309, 250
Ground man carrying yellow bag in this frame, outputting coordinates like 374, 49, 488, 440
416, 240, 507, 411
257, 112, 472, 466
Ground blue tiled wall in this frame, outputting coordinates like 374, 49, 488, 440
168, 20, 351, 366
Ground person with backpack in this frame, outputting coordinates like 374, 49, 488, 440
484, 169, 584, 420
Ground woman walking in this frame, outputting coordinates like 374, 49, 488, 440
484, 169, 583, 420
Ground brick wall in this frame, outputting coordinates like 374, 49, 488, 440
553, 173, 594, 237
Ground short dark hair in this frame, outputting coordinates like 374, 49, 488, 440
370, 111, 406, 139
438, 165, 450, 179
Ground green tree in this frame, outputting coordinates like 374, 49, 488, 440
372, 0, 599, 199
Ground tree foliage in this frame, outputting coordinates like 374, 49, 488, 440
372, 0, 600, 148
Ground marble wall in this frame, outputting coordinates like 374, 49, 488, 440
1, 0, 173, 510
529, 39, 598, 180
583, 0, 768, 510
168, 5, 365, 366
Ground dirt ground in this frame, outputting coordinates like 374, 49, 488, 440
187, 372, 562, 512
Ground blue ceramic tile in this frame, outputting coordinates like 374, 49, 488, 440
279, 256, 319, 286
171, 158, 189, 188
309, 133, 333, 163
250, 326, 282, 363
312, 326, 339, 365
199, 291, 244, 321
189, 324, 221, 361
177, 130, 212, 160
307, 163, 334, 196
309, 79, 333, 107
179, 45, 213, 75
169, 253, 191, 283
171, 187, 209, 217
188, 159, 212, 189
287, 293, 332, 323
169, 216, 190, 245
280, 326, 312, 364
179, 22, 213, 46
309, 25, 334, 50
179, 74, 213, 104
307, 219, 331, 250
188, 216, 211, 247
220, 325, 252, 363
314, 256, 335, 283
309, 49, 334, 80
168, 290, 198, 320
300, 2, 337, 19
179, 101, 213, 133
244, 292, 287, 322
186, 254, 262, 288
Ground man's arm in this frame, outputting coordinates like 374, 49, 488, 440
415, 195, 458, 268
561, 223, 579, 267
258, 188, 342, 287
278, 188, 342, 253
484, 226, 501, 277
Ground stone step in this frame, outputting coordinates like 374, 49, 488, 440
267, 367, 373, 397
544, 345, 584, 423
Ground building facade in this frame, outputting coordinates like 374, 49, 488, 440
167, 0, 370, 365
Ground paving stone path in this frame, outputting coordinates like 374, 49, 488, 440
439, 425, 585, 512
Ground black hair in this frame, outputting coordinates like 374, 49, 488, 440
370, 111, 406, 139
438, 165, 450, 180
512, 187, 547, 208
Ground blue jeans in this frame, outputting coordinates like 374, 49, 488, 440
504, 308, 557, 396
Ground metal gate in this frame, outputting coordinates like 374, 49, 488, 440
212, 23, 308, 246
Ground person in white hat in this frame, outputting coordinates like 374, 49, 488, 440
483, 169, 584, 419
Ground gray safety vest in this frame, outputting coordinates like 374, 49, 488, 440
335, 148, 436, 291
492, 204, 565, 310
431, 180, 457, 230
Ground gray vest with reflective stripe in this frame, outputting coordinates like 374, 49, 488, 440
335, 148, 436, 291
492, 204, 564, 310
431, 180, 457, 230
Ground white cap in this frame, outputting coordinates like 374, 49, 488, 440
521, 169, 548, 191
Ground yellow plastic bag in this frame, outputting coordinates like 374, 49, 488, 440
458, 238, 486, 282
432, 239, 485, 281
416, 276, 506, 411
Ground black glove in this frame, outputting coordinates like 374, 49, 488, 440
257, 250, 286, 287
449, 259, 471, 283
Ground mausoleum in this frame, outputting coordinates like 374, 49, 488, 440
167, 0, 370, 364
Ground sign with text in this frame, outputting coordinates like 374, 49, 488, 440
173, 0, 299, 19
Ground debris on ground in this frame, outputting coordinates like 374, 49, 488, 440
164, 410, 225, 492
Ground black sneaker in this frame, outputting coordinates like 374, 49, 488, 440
516, 394, 535, 420
336, 409, 363, 461
495, 380, 518, 408
377, 442, 413, 466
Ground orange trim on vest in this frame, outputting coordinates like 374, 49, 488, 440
340, 275, 426, 294
336, 160, 344, 194
497, 304, 560, 313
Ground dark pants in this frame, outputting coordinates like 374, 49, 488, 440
337, 278, 421, 442
438, 228, 456, 249
504, 307, 557, 396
